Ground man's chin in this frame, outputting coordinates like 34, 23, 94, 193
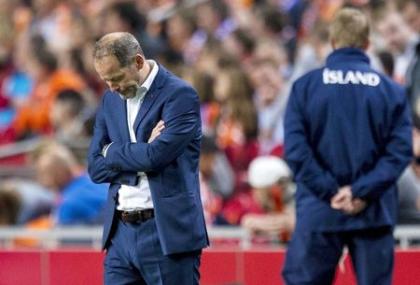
119, 92, 136, 99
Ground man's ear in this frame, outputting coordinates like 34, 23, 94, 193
331, 39, 336, 50
135, 54, 144, 70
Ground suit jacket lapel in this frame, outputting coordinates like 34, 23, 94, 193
133, 64, 168, 132
117, 96, 130, 141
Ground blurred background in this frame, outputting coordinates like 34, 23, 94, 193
0, 0, 419, 284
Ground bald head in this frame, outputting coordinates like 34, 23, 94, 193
94, 32, 144, 67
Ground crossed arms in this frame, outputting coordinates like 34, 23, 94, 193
87, 86, 200, 184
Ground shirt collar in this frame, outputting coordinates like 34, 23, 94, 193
139, 60, 159, 93
326, 47, 370, 66
125, 60, 159, 101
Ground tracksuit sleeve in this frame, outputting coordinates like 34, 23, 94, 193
351, 93, 413, 200
284, 83, 339, 202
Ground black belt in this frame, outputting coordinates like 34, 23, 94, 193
117, 209, 154, 223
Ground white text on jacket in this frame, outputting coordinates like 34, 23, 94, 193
323, 68, 380, 86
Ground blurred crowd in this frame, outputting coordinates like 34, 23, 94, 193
0, 0, 419, 245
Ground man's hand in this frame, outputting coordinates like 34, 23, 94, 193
148, 120, 165, 143
343, 198, 367, 215
331, 186, 367, 215
331, 186, 352, 211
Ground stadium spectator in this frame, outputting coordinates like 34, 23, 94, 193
101, 1, 146, 38
0, 185, 21, 225
252, 58, 289, 155
214, 65, 259, 193
50, 88, 96, 161
166, 8, 197, 65
195, 39, 232, 77
1, 179, 54, 224
1, 33, 34, 125
290, 20, 331, 81
253, 4, 287, 41
375, 7, 419, 83
186, 69, 219, 136
223, 27, 256, 68
253, 38, 289, 72
242, 156, 295, 242
0, 5, 17, 144
194, 0, 233, 42
30, 140, 107, 225
0, 183, 53, 247
398, 128, 420, 224
396, 0, 420, 33
29, 0, 74, 54
50, 89, 93, 142
200, 135, 234, 224
101, 1, 166, 60
13, 36, 85, 138
406, 35, 420, 128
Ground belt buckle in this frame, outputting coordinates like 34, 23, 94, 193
121, 211, 135, 223
119, 209, 153, 223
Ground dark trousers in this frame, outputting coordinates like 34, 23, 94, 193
282, 227, 394, 285
104, 218, 201, 285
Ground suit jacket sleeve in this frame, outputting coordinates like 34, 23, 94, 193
87, 94, 139, 185
351, 90, 413, 200
284, 82, 339, 202
104, 85, 200, 172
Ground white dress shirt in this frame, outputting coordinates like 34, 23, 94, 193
116, 60, 159, 211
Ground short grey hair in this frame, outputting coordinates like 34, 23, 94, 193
94, 32, 144, 66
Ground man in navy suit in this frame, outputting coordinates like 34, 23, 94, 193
282, 8, 412, 285
88, 32, 208, 284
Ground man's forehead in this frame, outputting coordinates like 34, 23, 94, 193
94, 55, 121, 75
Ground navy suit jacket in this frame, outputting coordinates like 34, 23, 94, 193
88, 64, 209, 255
285, 48, 412, 232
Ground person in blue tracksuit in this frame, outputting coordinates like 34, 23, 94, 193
282, 8, 412, 285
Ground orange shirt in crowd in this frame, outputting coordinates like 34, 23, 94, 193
13, 69, 85, 136
14, 216, 53, 247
